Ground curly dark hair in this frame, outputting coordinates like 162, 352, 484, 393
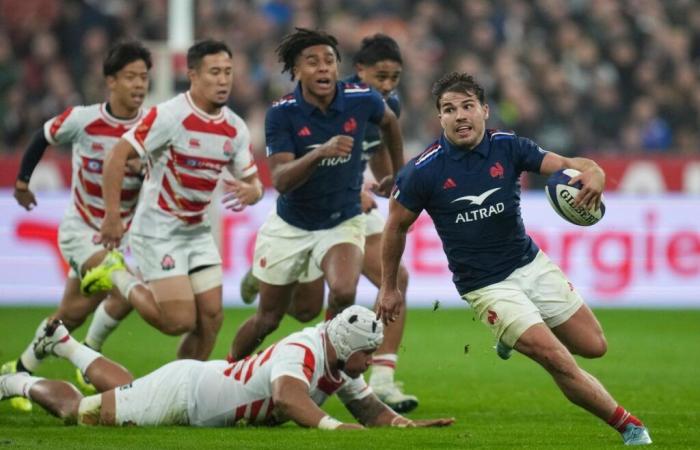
431, 72, 485, 110
276, 27, 340, 80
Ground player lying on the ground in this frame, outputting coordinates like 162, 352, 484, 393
0, 306, 454, 429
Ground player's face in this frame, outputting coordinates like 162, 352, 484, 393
342, 349, 375, 379
356, 60, 402, 98
108, 59, 150, 112
189, 51, 234, 108
293, 44, 338, 99
438, 91, 489, 150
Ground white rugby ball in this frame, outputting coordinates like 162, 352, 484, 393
545, 169, 605, 226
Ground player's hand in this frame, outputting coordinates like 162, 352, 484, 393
99, 213, 124, 250
569, 167, 605, 211
361, 190, 377, 213
318, 135, 353, 158
411, 418, 456, 427
14, 187, 37, 211
222, 178, 261, 212
372, 175, 395, 198
336, 423, 365, 430
376, 287, 403, 325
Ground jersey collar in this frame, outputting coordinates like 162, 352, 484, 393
441, 132, 490, 160
294, 82, 345, 116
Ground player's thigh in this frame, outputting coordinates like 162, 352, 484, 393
361, 233, 383, 287
111, 360, 200, 426
54, 276, 103, 329
252, 212, 316, 285
149, 276, 196, 325
524, 252, 584, 329
315, 215, 366, 287
463, 278, 543, 348
551, 303, 607, 357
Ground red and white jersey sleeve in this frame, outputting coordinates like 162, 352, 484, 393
43, 104, 144, 230
123, 92, 258, 237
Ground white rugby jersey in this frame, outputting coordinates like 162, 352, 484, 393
188, 325, 372, 427
122, 91, 257, 237
43, 103, 144, 230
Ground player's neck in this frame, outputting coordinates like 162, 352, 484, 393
106, 99, 139, 120
322, 333, 342, 381
188, 89, 223, 116
301, 84, 336, 113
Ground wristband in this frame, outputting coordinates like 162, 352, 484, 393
317, 415, 342, 430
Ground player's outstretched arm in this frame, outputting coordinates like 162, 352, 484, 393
345, 393, 455, 428
540, 152, 606, 211
378, 198, 419, 325
100, 138, 139, 249
271, 376, 363, 430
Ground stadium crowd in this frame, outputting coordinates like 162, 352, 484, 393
1, 0, 699, 158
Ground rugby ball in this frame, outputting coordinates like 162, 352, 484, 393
545, 169, 605, 226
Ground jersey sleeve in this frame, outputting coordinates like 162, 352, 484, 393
335, 375, 372, 405
514, 136, 547, 174
227, 120, 258, 179
43, 106, 84, 145
269, 343, 317, 387
122, 105, 175, 157
264, 106, 295, 156
392, 161, 429, 213
386, 94, 401, 119
367, 90, 386, 125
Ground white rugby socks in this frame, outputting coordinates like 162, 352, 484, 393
84, 302, 120, 351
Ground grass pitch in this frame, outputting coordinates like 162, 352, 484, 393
0, 307, 698, 449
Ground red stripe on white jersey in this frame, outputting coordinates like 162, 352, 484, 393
49, 107, 74, 140
248, 399, 265, 422
233, 404, 246, 423
78, 170, 139, 201
317, 375, 344, 395
161, 175, 210, 213
133, 107, 158, 150
170, 148, 228, 172
157, 194, 204, 225
182, 113, 237, 138
84, 118, 127, 138
286, 343, 316, 383
166, 159, 218, 191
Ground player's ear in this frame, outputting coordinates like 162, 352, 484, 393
105, 75, 116, 90
483, 103, 490, 121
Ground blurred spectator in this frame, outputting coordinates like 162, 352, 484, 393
0, 0, 698, 158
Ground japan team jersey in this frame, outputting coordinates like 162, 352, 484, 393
343, 74, 401, 171
266, 81, 385, 230
393, 130, 547, 295
123, 92, 257, 237
43, 103, 144, 230
188, 325, 371, 427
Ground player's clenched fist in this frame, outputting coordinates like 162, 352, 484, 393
318, 135, 353, 158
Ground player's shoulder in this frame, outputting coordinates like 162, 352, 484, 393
60, 103, 102, 121
222, 107, 249, 131
386, 92, 401, 115
270, 93, 297, 110
341, 81, 377, 99
487, 128, 517, 142
412, 140, 445, 170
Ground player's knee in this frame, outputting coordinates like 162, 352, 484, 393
579, 335, 608, 359
160, 318, 196, 336
257, 311, 283, 335
328, 281, 357, 304
290, 306, 321, 323
199, 307, 224, 334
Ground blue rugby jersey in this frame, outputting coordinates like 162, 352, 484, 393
344, 74, 401, 172
393, 130, 547, 295
265, 81, 385, 230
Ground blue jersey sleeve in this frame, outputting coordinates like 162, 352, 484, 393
367, 90, 386, 125
515, 136, 547, 174
265, 106, 295, 156
386, 94, 401, 118
393, 161, 429, 214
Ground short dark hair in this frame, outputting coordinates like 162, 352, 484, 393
276, 27, 340, 81
353, 33, 402, 66
432, 72, 485, 110
103, 41, 152, 77
187, 39, 232, 69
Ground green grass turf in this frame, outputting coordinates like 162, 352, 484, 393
0, 307, 698, 449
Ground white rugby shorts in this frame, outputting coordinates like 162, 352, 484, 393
462, 251, 584, 347
129, 232, 221, 282
252, 211, 365, 285
59, 214, 119, 278
364, 208, 385, 237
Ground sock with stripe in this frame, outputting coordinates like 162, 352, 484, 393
2, 372, 43, 400
369, 353, 397, 386
607, 405, 643, 433
53, 334, 102, 374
